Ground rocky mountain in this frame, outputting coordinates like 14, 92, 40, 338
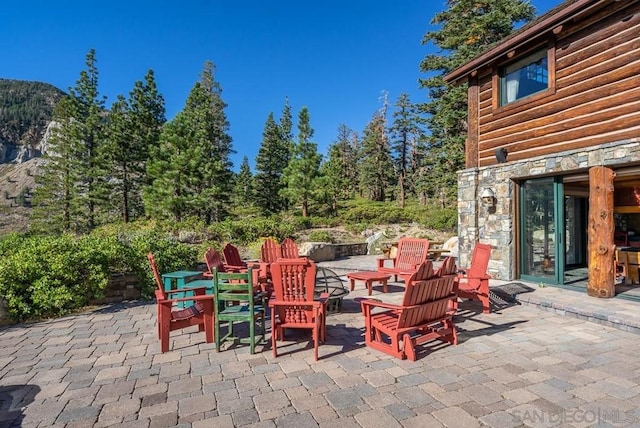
0, 78, 65, 163
0, 79, 64, 233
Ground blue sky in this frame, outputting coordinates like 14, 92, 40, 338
2, 0, 560, 170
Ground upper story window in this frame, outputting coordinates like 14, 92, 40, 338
499, 48, 549, 106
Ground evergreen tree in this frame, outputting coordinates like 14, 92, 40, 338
389, 93, 424, 208
280, 106, 322, 217
320, 125, 360, 212
72, 49, 107, 230
128, 70, 166, 218
144, 62, 233, 222
254, 113, 289, 214
103, 70, 165, 223
234, 156, 254, 204
198, 61, 235, 222
31, 49, 106, 233
31, 97, 80, 233
359, 113, 394, 201
420, 0, 535, 202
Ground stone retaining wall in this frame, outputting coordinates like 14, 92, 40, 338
458, 138, 640, 280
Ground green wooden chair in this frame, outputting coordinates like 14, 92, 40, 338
212, 267, 266, 354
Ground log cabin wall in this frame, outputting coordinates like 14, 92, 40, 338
474, 0, 640, 167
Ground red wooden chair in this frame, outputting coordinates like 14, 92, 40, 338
256, 238, 281, 292
269, 258, 328, 361
147, 253, 215, 353
361, 260, 457, 361
377, 237, 430, 281
260, 238, 281, 263
280, 238, 300, 259
454, 243, 492, 314
222, 243, 248, 271
203, 247, 226, 278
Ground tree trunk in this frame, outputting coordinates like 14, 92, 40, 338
587, 166, 615, 298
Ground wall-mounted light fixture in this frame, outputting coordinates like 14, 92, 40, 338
481, 187, 496, 206
495, 147, 508, 163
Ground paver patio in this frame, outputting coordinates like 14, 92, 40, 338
1, 256, 640, 427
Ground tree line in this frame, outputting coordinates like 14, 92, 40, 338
31, 0, 536, 234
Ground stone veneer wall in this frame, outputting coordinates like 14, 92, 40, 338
457, 138, 640, 280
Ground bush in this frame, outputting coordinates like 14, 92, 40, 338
308, 230, 333, 243
0, 234, 124, 321
0, 229, 200, 321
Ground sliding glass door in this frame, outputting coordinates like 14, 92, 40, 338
520, 177, 565, 284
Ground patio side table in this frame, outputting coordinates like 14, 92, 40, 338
346, 271, 391, 296
161, 270, 204, 308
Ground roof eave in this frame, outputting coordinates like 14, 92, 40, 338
444, 0, 604, 84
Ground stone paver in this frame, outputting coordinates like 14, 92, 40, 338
1, 256, 640, 426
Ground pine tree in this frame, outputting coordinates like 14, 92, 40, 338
31, 49, 106, 233
198, 61, 234, 223
103, 70, 165, 223
281, 106, 322, 217
389, 93, 424, 208
320, 125, 360, 212
254, 113, 289, 214
144, 62, 233, 223
420, 0, 535, 202
234, 156, 254, 204
359, 94, 394, 202
31, 97, 80, 233
72, 49, 107, 230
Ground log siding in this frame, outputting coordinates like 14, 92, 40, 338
473, 0, 640, 167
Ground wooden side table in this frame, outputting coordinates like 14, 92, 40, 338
346, 271, 392, 296
161, 270, 204, 308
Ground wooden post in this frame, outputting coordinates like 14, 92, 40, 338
587, 166, 616, 298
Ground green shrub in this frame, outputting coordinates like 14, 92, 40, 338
308, 230, 332, 243
0, 229, 200, 321
0, 235, 122, 321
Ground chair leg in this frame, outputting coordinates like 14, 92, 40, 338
272, 326, 278, 358
403, 333, 416, 361
249, 317, 255, 355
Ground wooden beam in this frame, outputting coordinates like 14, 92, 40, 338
587, 166, 616, 298
466, 75, 479, 168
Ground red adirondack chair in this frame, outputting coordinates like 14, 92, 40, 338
256, 238, 281, 290
361, 260, 457, 361
147, 253, 215, 353
203, 247, 226, 278
222, 243, 248, 271
260, 238, 281, 263
269, 258, 328, 361
280, 238, 300, 259
454, 243, 492, 314
377, 237, 430, 281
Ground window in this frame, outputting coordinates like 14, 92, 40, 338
499, 49, 549, 106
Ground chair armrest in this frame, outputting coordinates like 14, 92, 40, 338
165, 286, 209, 296
159, 294, 215, 304
317, 292, 330, 304
359, 299, 401, 311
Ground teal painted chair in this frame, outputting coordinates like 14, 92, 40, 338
212, 267, 266, 354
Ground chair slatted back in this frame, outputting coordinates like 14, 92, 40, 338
204, 247, 226, 274
270, 258, 317, 324
147, 253, 167, 300
213, 268, 255, 306
280, 238, 299, 259
395, 238, 430, 271
466, 243, 491, 279
434, 256, 457, 277
398, 266, 456, 329
223, 243, 244, 267
260, 238, 282, 263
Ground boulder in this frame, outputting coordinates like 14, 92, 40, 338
442, 236, 459, 258
299, 242, 336, 262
